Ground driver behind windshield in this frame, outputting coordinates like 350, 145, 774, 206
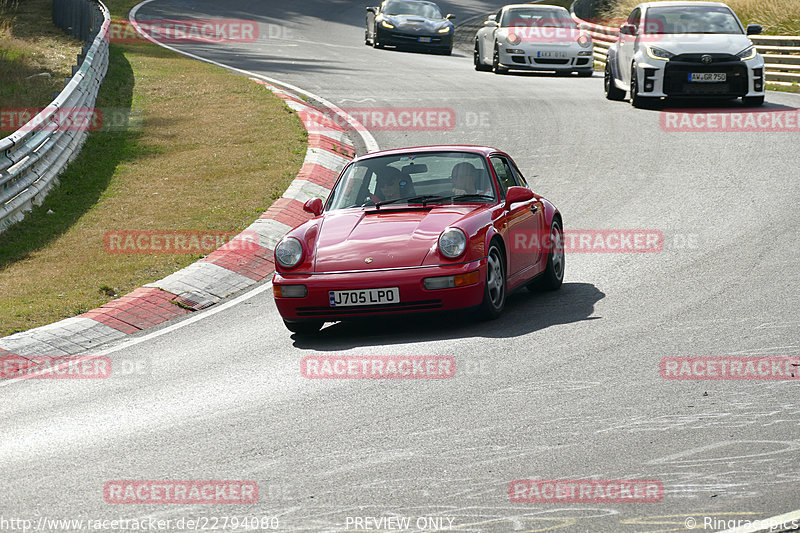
375, 167, 406, 202
451, 162, 492, 196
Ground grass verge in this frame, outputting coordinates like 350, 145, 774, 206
0, 0, 307, 337
0, 0, 83, 138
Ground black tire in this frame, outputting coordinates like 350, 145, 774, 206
528, 218, 565, 292
283, 319, 323, 335
743, 95, 765, 106
474, 42, 490, 70
492, 45, 508, 74
480, 242, 506, 320
630, 64, 655, 108
604, 62, 626, 100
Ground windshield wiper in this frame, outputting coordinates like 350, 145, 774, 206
452, 194, 494, 202
402, 195, 454, 206
373, 196, 416, 208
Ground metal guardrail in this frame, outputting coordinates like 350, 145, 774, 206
0, 0, 111, 234
570, 0, 800, 86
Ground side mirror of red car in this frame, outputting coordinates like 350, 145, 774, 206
303, 198, 323, 216
504, 186, 534, 209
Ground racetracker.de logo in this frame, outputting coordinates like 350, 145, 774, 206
511, 229, 664, 253
104, 230, 259, 254
1, 107, 100, 133
509, 479, 664, 503
301, 355, 455, 379
0, 355, 111, 379
107, 19, 258, 44
660, 357, 800, 380
104, 481, 259, 504
300, 108, 456, 131
661, 109, 800, 132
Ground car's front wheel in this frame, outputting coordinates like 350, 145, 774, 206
474, 41, 491, 71
743, 95, 765, 106
630, 64, 653, 108
492, 45, 508, 74
480, 242, 506, 319
283, 319, 323, 335
605, 61, 626, 100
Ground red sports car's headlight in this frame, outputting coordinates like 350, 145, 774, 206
438, 228, 467, 259
275, 237, 304, 268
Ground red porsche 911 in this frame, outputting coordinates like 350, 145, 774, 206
272, 146, 564, 334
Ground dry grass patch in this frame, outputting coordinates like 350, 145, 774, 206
0, 0, 83, 135
597, 0, 800, 35
0, 6, 307, 336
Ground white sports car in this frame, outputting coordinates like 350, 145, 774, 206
474, 4, 594, 76
604, 1, 766, 106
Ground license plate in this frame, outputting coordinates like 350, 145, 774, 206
689, 72, 726, 82
418, 37, 432, 43
537, 51, 567, 58
329, 287, 400, 307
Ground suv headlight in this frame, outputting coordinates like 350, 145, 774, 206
275, 237, 303, 268
646, 46, 674, 60
438, 228, 467, 259
737, 45, 756, 60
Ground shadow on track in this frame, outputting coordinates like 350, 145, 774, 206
291, 281, 605, 350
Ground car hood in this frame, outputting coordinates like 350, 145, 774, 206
643, 34, 753, 55
312, 206, 477, 272
384, 14, 449, 32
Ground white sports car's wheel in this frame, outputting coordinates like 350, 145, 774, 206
474, 41, 491, 71
492, 45, 508, 74
605, 61, 625, 101
630, 64, 653, 108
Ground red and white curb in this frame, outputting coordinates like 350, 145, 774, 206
0, 83, 354, 358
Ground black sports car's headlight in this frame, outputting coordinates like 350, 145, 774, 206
438, 26, 451, 34
439, 228, 467, 259
380, 20, 395, 29
275, 237, 303, 268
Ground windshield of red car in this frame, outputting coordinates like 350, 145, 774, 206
326, 152, 496, 211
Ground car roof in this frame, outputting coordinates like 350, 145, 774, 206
353, 145, 503, 162
635, 1, 731, 9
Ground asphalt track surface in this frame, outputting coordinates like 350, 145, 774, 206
2, 1, 800, 532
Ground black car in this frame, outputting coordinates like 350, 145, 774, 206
365, 0, 455, 55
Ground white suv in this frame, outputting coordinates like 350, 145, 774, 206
605, 1, 766, 107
